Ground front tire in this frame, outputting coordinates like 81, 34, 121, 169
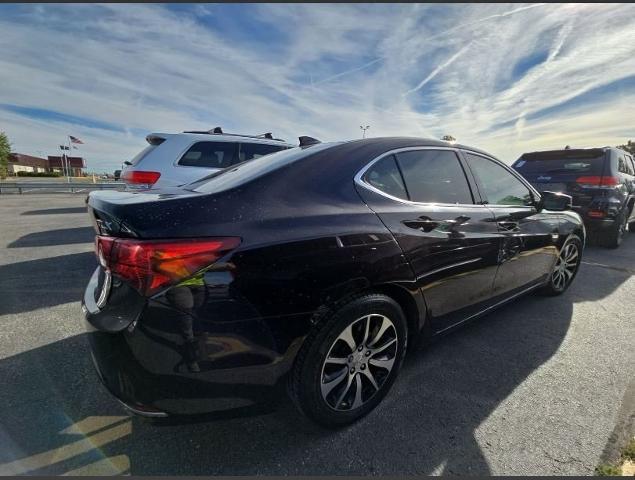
539, 235, 582, 296
290, 293, 407, 427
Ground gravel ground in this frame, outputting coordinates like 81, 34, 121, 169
0, 194, 633, 475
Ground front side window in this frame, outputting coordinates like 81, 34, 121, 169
238, 143, 288, 162
395, 150, 473, 204
363, 155, 408, 200
465, 153, 533, 206
179, 142, 237, 168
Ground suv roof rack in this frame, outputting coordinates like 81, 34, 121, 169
182, 127, 287, 143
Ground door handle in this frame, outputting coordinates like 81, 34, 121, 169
404, 216, 469, 232
497, 221, 519, 231
404, 219, 439, 232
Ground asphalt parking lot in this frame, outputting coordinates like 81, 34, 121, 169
0, 194, 633, 475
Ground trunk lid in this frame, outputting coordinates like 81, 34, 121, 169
87, 187, 207, 238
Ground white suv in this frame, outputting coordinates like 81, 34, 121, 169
121, 127, 294, 189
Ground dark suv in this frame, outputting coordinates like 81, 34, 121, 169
512, 147, 635, 248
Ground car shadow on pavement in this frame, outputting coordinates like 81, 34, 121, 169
21, 207, 88, 216
7, 227, 94, 248
0, 238, 632, 475
0, 252, 96, 315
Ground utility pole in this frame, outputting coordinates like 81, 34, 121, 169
360, 125, 370, 139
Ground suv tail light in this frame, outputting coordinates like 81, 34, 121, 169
587, 210, 606, 218
95, 236, 241, 296
122, 170, 161, 186
576, 175, 619, 187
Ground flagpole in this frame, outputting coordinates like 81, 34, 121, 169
66, 135, 71, 183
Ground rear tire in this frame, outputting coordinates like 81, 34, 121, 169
289, 293, 407, 427
539, 235, 583, 296
599, 214, 627, 249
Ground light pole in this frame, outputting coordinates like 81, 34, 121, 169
360, 125, 370, 139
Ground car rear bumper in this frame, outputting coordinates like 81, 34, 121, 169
582, 217, 619, 232
570, 206, 619, 232
82, 268, 309, 416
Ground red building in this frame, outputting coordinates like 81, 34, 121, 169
8, 153, 86, 176
47, 156, 86, 177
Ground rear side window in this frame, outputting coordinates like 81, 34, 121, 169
395, 150, 473, 204
465, 153, 533, 206
363, 155, 408, 200
238, 143, 288, 162
627, 155, 635, 175
617, 154, 627, 174
179, 142, 237, 168
617, 152, 634, 175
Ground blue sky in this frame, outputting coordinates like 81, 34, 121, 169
0, 3, 634, 171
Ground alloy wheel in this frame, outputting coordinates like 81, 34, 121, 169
552, 241, 580, 291
320, 314, 398, 411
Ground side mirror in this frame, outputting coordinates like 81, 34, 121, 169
538, 191, 572, 212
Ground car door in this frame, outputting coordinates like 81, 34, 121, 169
462, 151, 560, 297
355, 147, 501, 331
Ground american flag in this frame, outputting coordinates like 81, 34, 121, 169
69, 135, 84, 144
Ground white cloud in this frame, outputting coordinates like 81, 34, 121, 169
0, 3, 634, 171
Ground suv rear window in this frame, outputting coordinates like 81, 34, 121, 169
238, 143, 288, 162
513, 150, 606, 175
189, 143, 338, 193
179, 142, 237, 168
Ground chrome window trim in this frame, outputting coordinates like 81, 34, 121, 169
354, 146, 484, 209
459, 149, 543, 208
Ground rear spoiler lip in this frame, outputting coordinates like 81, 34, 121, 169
87, 187, 206, 238
520, 148, 606, 161
145, 133, 169, 146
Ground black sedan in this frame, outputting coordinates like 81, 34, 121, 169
82, 137, 585, 426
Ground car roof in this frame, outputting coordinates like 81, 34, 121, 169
329, 136, 498, 159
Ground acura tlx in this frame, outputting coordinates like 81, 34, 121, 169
82, 137, 584, 426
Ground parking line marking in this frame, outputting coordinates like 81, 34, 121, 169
0, 420, 131, 475
61, 454, 130, 476
581, 261, 635, 275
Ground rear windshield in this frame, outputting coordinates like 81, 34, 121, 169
128, 144, 157, 166
513, 151, 606, 175
187, 142, 338, 193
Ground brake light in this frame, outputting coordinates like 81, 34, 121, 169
576, 176, 619, 186
95, 236, 240, 296
122, 170, 161, 185
587, 210, 606, 218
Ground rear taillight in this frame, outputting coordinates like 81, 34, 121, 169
122, 170, 161, 185
95, 236, 240, 296
587, 210, 606, 218
576, 175, 619, 187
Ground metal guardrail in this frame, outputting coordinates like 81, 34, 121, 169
0, 181, 124, 194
